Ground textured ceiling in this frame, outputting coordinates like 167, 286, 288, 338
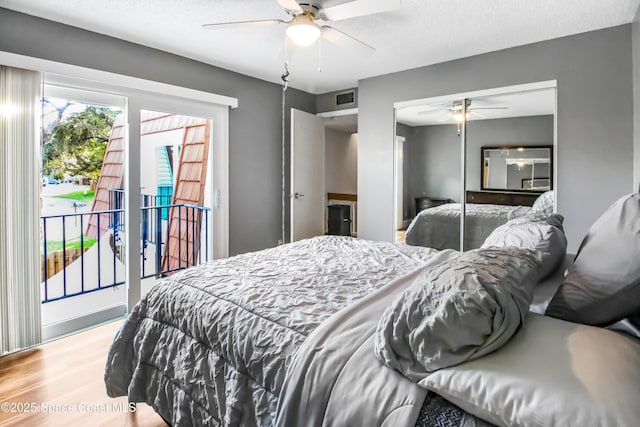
1, 0, 639, 94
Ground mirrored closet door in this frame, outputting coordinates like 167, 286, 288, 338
394, 102, 462, 250
394, 84, 557, 251
463, 88, 556, 250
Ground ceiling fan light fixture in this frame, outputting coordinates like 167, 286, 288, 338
286, 14, 321, 46
452, 112, 469, 123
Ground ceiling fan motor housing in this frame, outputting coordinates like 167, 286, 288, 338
297, 3, 321, 17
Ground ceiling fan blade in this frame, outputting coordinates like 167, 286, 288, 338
277, 0, 303, 14
202, 19, 287, 30
321, 0, 401, 21
321, 26, 375, 53
426, 101, 455, 108
436, 112, 453, 123
417, 107, 450, 115
468, 106, 509, 110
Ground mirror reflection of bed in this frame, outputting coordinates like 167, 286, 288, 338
394, 85, 556, 250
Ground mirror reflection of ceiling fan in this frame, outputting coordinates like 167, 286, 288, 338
202, 0, 402, 52
418, 99, 509, 123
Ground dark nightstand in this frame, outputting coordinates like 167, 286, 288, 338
415, 197, 452, 214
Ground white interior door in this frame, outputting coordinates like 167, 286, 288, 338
291, 108, 325, 242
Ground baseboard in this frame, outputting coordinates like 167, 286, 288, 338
42, 304, 127, 341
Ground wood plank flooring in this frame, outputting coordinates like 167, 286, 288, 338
0, 321, 168, 427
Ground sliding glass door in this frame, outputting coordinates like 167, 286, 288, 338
138, 108, 214, 296
40, 85, 127, 340
37, 83, 229, 339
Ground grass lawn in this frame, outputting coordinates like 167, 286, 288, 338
54, 189, 95, 203
45, 235, 97, 253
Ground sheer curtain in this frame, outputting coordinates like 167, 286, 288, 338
0, 65, 42, 355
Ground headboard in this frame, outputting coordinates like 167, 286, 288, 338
466, 190, 539, 207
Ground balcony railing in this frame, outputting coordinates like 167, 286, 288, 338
41, 198, 210, 304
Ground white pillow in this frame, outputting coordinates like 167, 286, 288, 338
421, 313, 640, 427
481, 213, 567, 279
530, 190, 555, 213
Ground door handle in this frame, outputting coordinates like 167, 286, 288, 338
291, 192, 305, 199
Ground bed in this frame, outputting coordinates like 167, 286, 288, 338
405, 203, 531, 249
105, 237, 488, 426
105, 192, 640, 427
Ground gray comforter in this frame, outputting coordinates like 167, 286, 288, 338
276, 250, 459, 426
104, 236, 439, 426
405, 203, 531, 250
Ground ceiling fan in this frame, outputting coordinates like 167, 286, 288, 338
419, 99, 509, 123
202, 0, 402, 52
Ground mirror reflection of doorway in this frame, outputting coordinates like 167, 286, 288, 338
394, 83, 557, 251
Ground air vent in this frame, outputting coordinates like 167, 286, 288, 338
336, 91, 355, 106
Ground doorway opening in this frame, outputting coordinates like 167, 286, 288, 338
289, 108, 359, 242
289, 109, 359, 242
324, 112, 358, 238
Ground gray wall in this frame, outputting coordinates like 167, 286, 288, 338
325, 129, 358, 194
634, 5, 640, 190
359, 25, 634, 252
407, 124, 462, 208
0, 8, 316, 255
316, 87, 358, 113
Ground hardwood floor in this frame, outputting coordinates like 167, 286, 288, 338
396, 228, 407, 244
0, 321, 168, 427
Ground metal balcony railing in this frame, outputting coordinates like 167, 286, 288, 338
41, 196, 210, 304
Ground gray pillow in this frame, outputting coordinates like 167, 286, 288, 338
530, 190, 555, 214
546, 193, 640, 326
374, 247, 541, 380
481, 213, 567, 280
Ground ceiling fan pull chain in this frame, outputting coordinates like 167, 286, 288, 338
284, 36, 289, 64
281, 61, 288, 244
280, 32, 291, 243
281, 61, 290, 91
